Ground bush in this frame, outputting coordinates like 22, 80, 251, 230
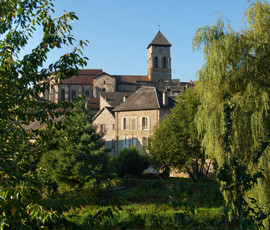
111, 147, 150, 178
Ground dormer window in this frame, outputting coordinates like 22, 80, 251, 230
154, 57, 159, 68
162, 57, 167, 68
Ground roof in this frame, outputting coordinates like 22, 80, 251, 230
147, 31, 172, 49
93, 106, 115, 121
112, 75, 150, 85
60, 69, 103, 85
113, 86, 175, 112
87, 97, 100, 110
101, 92, 134, 107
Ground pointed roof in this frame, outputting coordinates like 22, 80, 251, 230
147, 31, 172, 49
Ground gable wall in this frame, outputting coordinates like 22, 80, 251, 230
93, 109, 115, 154
94, 74, 116, 97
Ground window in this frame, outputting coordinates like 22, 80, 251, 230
71, 90, 76, 100
154, 57, 159, 68
142, 137, 148, 150
102, 88, 106, 92
104, 81, 106, 84
131, 118, 136, 130
85, 90, 90, 97
122, 118, 127, 130
100, 124, 106, 133
131, 137, 136, 147
162, 57, 167, 68
141, 117, 150, 130
61, 89, 65, 101
112, 124, 115, 130
124, 137, 129, 148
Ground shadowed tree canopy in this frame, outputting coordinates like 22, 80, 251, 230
0, 0, 88, 227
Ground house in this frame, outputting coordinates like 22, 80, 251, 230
112, 86, 175, 153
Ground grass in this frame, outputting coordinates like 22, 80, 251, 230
64, 178, 225, 229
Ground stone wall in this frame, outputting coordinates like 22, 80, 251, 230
115, 109, 159, 153
93, 108, 116, 155
93, 74, 116, 97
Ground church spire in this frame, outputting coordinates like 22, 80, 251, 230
147, 31, 172, 49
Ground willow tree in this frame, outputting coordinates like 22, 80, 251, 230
193, 0, 270, 226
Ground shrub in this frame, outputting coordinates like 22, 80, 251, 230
111, 147, 150, 178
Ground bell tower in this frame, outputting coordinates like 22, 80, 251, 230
147, 31, 171, 89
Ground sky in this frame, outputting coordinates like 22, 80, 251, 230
26, 0, 260, 82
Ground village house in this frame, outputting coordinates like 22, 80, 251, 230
113, 86, 175, 154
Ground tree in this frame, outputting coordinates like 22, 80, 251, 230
193, 0, 270, 227
149, 88, 211, 181
40, 100, 112, 191
0, 0, 88, 227
110, 146, 150, 178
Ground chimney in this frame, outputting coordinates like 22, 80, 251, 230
162, 92, 168, 106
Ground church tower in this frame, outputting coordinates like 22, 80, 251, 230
147, 31, 171, 89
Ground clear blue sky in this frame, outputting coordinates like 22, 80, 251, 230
34, 0, 260, 81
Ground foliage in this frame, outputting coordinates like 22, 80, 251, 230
193, 0, 270, 227
217, 96, 268, 229
40, 100, 112, 191
0, 0, 88, 228
65, 179, 224, 229
149, 88, 211, 181
110, 147, 150, 178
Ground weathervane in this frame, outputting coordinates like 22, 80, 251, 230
158, 25, 160, 31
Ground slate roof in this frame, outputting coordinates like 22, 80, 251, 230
147, 31, 172, 49
112, 75, 150, 85
113, 86, 175, 112
87, 97, 100, 110
101, 92, 134, 107
60, 69, 103, 85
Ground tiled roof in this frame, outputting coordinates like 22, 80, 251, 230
113, 86, 175, 112
87, 97, 100, 110
147, 31, 172, 49
113, 75, 150, 85
60, 69, 103, 85
101, 92, 134, 107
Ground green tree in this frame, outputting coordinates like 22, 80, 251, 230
110, 146, 150, 178
40, 100, 111, 191
149, 88, 210, 181
193, 0, 270, 226
0, 0, 88, 227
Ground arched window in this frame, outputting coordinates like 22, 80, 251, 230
153, 57, 159, 68
71, 90, 76, 100
61, 89, 65, 101
85, 90, 90, 97
162, 57, 167, 68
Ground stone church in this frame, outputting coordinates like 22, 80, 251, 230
42, 31, 194, 109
